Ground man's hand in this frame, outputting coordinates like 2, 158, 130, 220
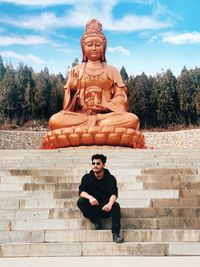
102, 203, 112, 212
89, 196, 99, 206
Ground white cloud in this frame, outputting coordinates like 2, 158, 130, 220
0, 35, 49, 46
104, 14, 171, 31
0, 0, 153, 6
56, 47, 73, 55
1, 13, 60, 31
148, 35, 159, 43
108, 46, 130, 56
0, 50, 46, 64
0, 1, 172, 32
0, 0, 74, 6
162, 31, 200, 45
122, 0, 153, 4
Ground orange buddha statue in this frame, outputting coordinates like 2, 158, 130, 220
42, 19, 145, 149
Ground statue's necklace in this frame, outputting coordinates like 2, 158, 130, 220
85, 61, 104, 80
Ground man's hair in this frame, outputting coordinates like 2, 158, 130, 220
91, 154, 107, 164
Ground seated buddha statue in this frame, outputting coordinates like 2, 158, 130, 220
42, 19, 145, 149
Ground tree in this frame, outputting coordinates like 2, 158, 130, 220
72, 58, 79, 67
33, 67, 53, 120
0, 64, 17, 122
195, 86, 200, 122
120, 66, 129, 82
15, 62, 35, 124
0, 55, 6, 81
189, 67, 200, 124
128, 73, 152, 128
50, 73, 65, 114
177, 67, 195, 125
151, 69, 179, 128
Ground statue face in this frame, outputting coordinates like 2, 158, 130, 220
84, 36, 103, 61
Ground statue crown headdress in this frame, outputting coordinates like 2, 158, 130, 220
85, 19, 102, 34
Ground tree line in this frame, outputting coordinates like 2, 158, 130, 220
0, 55, 200, 129
121, 66, 200, 128
0, 56, 65, 126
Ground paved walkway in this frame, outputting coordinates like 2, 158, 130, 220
0, 257, 200, 267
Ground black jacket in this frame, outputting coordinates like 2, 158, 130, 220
79, 168, 118, 203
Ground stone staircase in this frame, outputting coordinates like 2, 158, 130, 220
0, 148, 200, 257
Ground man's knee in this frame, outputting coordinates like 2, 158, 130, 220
77, 197, 89, 209
112, 202, 120, 209
111, 202, 120, 213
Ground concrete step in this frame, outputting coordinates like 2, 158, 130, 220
181, 190, 200, 198
152, 198, 200, 207
1, 242, 200, 256
0, 220, 11, 230
0, 175, 139, 184
0, 200, 19, 209
0, 243, 81, 257
1, 207, 200, 220
0, 189, 178, 199
0, 191, 53, 199
143, 182, 200, 190
6, 218, 200, 231
0, 198, 152, 209
119, 190, 179, 199
1, 150, 199, 162
138, 175, 200, 183
142, 168, 199, 175
1, 162, 199, 170
19, 199, 77, 209
7, 182, 200, 193
45, 229, 200, 243
1, 229, 200, 244
0, 182, 142, 191
0, 230, 44, 243
2, 171, 141, 180
1, 162, 197, 169
3, 180, 200, 192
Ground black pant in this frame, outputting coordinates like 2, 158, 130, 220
77, 197, 121, 234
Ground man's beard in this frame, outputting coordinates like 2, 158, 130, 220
93, 168, 103, 174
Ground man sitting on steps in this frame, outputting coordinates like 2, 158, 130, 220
77, 153, 124, 243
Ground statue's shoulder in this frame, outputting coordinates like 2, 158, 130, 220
71, 63, 84, 71
105, 64, 125, 87
70, 63, 84, 79
105, 64, 120, 73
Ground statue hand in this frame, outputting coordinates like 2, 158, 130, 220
70, 69, 79, 89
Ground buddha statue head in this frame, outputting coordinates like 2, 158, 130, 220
81, 19, 107, 62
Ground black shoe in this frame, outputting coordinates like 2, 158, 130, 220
113, 233, 124, 243
91, 220, 102, 230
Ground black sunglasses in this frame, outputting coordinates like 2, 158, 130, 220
92, 162, 101, 165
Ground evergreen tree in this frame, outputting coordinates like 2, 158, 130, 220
189, 67, 200, 124
195, 86, 200, 121
15, 62, 35, 124
0, 64, 17, 122
120, 66, 129, 82
72, 58, 79, 67
33, 67, 52, 119
128, 73, 152, 128
152, 69, 179, 127
177, 67, 194, 125
50, 73, 65, 115
0, 55, 6, 81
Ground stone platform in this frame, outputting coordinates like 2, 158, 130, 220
0, 148, 200, 256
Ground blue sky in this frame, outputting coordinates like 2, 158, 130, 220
0, 0, 199, 77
